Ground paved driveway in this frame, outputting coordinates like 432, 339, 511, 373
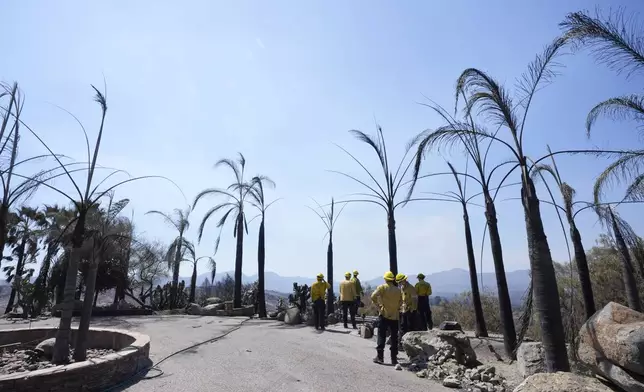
0, 316, 451, 392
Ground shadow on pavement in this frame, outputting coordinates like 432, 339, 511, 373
104, 358, 165, 392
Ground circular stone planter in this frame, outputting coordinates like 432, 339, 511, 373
0, 327, 151, 392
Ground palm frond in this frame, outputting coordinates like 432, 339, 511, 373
623, 173, 644, 201
593, 152, 644, 202
193, 188, 239, 207
215, 158, 242, 185
145, 210, 179, 231
561, 8, 644, 78
586, 95, 644, 136
349, 129, 386, 174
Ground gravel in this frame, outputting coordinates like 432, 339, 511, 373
0, 347, 115, 374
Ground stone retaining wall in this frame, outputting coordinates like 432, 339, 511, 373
0, 327, 151, 392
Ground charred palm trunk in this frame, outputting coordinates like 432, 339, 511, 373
53, 211, 87, 364
387, 207, 398, 276
5, 236, 27, 314
0, 204, 8, 266
522, 176, 570, 372
74, 254, 100, 362
567, 211, 595, 320
463, 206, 488, 338
233, 213, 244, 308
326, 234, 334, 315
171, 235, 182, 308
189, 261, 198, 303
257, 218, 267, 318
483, 190, 517, 358
610, 211, 641, 311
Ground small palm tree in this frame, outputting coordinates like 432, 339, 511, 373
3, 207, 45, 314
246, 175, 279, 318
194, 153, 252, 308
532, 148, 596, 320
331, 127, 422, 275
308, 198, 347, 315
182, 241, 216, 303
74, 192, 130, 361
145, 207, 191, 308
561, 10, 644, 201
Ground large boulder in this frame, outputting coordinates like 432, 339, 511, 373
513, 372, 616, 392
579, 302, 644, 376
578, 302, 644, 391
205, 297, 223, 305
186, 303, 202, 315
284, 307, 301, 325
277, 311, 286, 321
401, 330, 477, 366
517, 342, 546, 378
201, 303, 225, 315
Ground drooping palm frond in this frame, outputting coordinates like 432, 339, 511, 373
561, 8, 644, 78
586, 95, 644, 136
592, 151, 644, 203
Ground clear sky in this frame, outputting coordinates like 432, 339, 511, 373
2, 1, 644, 283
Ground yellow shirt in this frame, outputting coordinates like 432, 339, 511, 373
371, 282, 402, 320
351, 277, 363, 296
339, 279, 357, 301
415, 280, 432, 296
401, 283, 417, 312
311, 280, 330, 301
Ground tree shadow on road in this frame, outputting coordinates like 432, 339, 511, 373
104, 358, 171, 392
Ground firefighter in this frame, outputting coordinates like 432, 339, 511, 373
396, 273, 417, 340
311, 273, 330, 330
351, 270, 364, 310
415, 273, 433, 330
371, 271, 402, 365
340, 272, 357, 329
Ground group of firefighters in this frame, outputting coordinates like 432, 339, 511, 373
309, 270, 433, 365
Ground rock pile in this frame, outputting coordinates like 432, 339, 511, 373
401, 330, 508, 391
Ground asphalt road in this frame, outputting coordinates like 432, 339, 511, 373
0, 316, 452, 392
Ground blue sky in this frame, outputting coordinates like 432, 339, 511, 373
2, 1, 644, 284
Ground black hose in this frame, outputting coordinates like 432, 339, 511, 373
102, 317, 251, 392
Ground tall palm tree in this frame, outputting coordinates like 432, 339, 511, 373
308, 198, 347, 315
246, 175, 279, 318
413, 38, 570, 371
596, 206, 641, 311
561, 10, 644, 201
411, 103, 517, 356
331, 127, 421, 275
14, 85, 165, 363
74, 193, 130, 361
532, 148, 596, 320
145, 207, 191, 308
194, 153, 252, 308
182, 241, 216, 304
3, 207, 45, 314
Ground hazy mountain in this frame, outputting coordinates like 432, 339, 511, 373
179, 267, 531, 303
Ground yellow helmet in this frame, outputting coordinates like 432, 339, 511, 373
417, 273, 425, 279
395, 273, 407, 282
344, 272, 351, 278
353, 270, 359, 276
384, 271, 395, 281
316, 273, 324, 279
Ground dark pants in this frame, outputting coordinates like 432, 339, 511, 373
376, 316, 399, 361
417, 296, 433, 330
341, 301, 356, 328
313, 299, 325, 329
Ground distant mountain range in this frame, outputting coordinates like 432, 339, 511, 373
179, 268, 531, 305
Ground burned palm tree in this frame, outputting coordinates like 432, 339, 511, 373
13, 85, 171, 363
182, 241, 216, 304
75, 192, 131, 361
145, 207, 191, 308
308, 198, 347, 315
194, 153, 252, 308
410, 101, 518, 357
532, 148, 596, 320
331, 127, 421, 275
411, 38, 571, 371
246, 175, 280, 318
596, 206, 642, 311
561, 10, 644, 201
